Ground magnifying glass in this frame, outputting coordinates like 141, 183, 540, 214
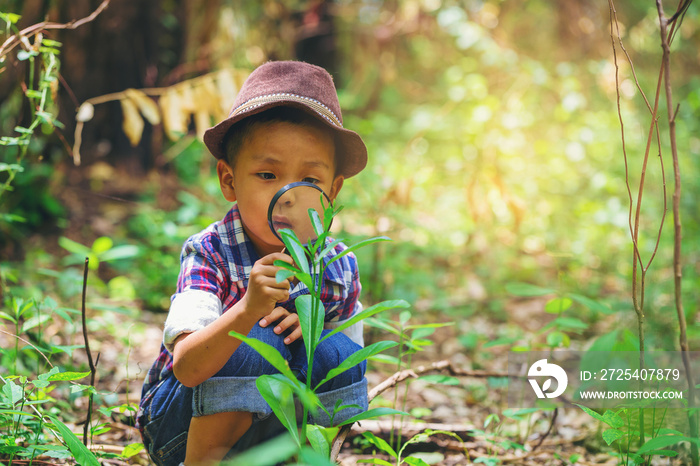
267, 181, 333, 249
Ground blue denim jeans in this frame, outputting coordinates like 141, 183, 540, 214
141, 323, 367, 466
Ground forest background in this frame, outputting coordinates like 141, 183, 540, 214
0, 0, 699, 465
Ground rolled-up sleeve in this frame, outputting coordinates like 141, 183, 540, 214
163, 235, 230, 351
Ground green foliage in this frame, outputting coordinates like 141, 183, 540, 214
0, 11, 62, 227
575, 403, 700, 464
230, 198, 408, 461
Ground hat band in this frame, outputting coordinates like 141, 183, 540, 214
230, 93, 342, 128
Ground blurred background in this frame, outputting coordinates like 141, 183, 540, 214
0, 0, 699, 461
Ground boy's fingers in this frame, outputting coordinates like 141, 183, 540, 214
260, 252, 293, 266
259, 307, 289, 327
284, 326, 303, 345
273, 313, 299, 334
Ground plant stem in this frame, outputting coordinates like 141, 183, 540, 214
656, 3, 698, 465
81, 258, 97, 446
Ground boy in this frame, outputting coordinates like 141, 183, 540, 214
137, 61, 369, 466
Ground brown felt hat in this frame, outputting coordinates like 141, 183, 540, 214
203, 61, 367, 178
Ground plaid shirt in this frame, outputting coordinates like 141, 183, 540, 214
137, 204, 361, 430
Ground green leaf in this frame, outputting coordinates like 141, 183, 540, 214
502, 408, 541, 420
221, 432, 298, 465
228, 331, 296, 381
306, 424, 339, 457
296, 294, 323, 364
0, 311, 17, 323
58, 236, 91, 256
315, 341, 398, 390
637, 435, 700, 455
47, 415, 100, 466
546, 331, 570, 347
0, 409, 37, 418
41, 38, 63, 47
505, 282, 555, 297
336, 407, 408, 427
404, 456, 432, 466
483, 336, 519, 348
554, 317, 588, 330
0, 13, 21, 24
361, 431, 397, 457
47, 371, 91, 382
21, 313, 51, 333
364, 317, 401, 335
369, 353, 401, 365
299, 446, 337, 465
317, 238, 345, 261
405, 321, 454, 331
263, 373, 320, 414
275, 269, 296, 283
278, 229, 310, 275
544, 297, 572, 314
327, 236, 392, 267
120, 443, 144, 458
255, 375, 299, 446
1, 379, 24, 406
99, 244, 140, 261
602, 428, 625, 445
569, 293, 614, 314
308, 208, 324, 239
320, 299, 410, 343
573, 404, 605, 422
602, 410, 624, 429
13, 126, 33, 134
644, 450, 678, 457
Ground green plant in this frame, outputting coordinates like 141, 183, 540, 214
505, 282, 612, 351
58, 236, 140, 272
360, 428, 466, 466
0, 12, 62, 208
576, 403, 700, 465
0, 369, 99, 465
364, 310, 454, 455
228, 196, 409, 463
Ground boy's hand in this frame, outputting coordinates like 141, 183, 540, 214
243, 252, 293, 319
259, 307, 302, 345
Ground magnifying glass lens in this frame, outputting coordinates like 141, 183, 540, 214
268, 182, 332, 247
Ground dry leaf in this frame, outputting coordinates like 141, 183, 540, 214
215, 69, 248, 115
178, 83, 196, 113
194, 110, 211, 140
125, 88, 161, 125
120, 98, 144, 146
160, 89, 188, 141
197, 75, 220, 116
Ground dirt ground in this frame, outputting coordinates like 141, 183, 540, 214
63, 309, 639, 466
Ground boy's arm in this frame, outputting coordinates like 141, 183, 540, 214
172, 252, 292, 387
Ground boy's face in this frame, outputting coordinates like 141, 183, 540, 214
217, 120, 344, 257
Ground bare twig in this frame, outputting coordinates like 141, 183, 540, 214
530, 407, 558, 452
0, 329, 54, 368
656, 2, 698, 465
0, 0, 110, 59
81, 258, 98, 446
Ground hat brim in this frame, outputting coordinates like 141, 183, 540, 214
203, 101, 367, 179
